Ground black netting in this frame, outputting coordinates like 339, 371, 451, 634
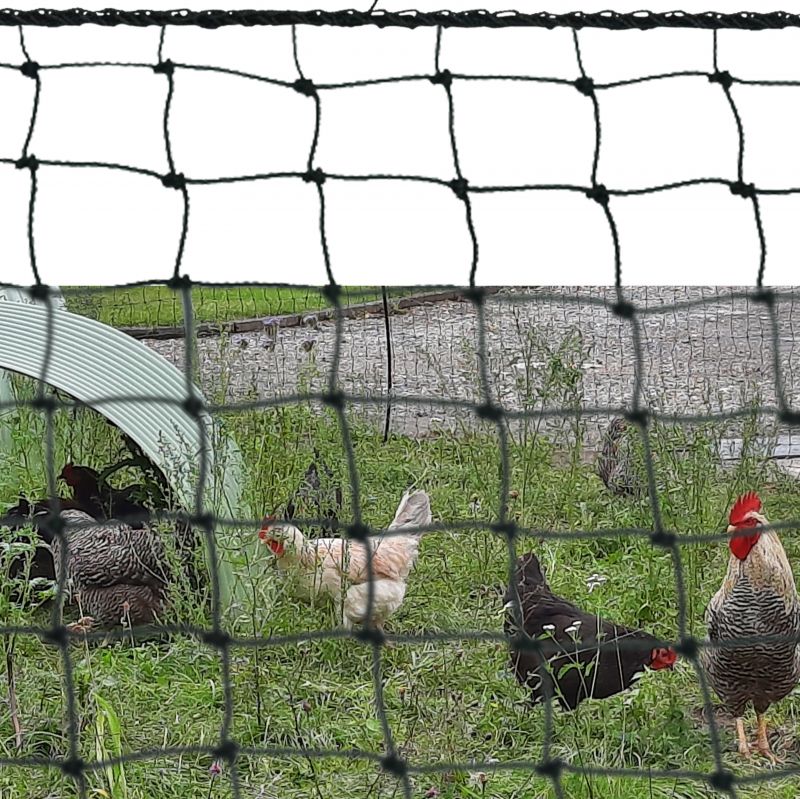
2, 10, 800, 799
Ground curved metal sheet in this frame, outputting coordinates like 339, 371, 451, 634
0, 299, 249, 604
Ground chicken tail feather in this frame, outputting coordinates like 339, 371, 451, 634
514, 553, 548, 593
388, 490, 432, 532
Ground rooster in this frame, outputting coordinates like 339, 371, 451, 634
505, 553, 676, 710
260, 489, 431, 630
50, 509, 172, 634
701, 492, 800, 762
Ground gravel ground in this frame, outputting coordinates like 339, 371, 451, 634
144, 286, 800, 451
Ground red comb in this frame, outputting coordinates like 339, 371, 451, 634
729, 492, 761, 526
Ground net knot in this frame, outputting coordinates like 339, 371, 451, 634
476, 402, 503, 422
463, 286, 485, 306
677, 637, 698, 659
42, 625, 68, 647
182, 396, 205, 417
15, 155, 38, 172
709, 770, 735, 792
624, 409, 648, 427
380, 752, 407, 777
167, 274, 192, 290
574, 76, 595, 96
612, 300, 635, 319
729, 180, 755, 199
19, 60, 39, 78
356, 625, 386, 647
30, 395, 57, 412
346, 522, 370, 542
585, 184, 609, 207
303, 168, 326, 186
708, 70, 733, 90
536, 758, 563, 779
780, 409, 800, 425
39, 512, 65, 537
213, 739, 239, 763
322, 390, 345, 410
650, 529, 676, 548
161, 172, 186, 190
322, 283, 341, 304
190, 511, 214, 529
511, 631, 540, 653
293, 77, 317, 97
429, 69, 452, 88
60, 756, 85, 778
490, 521, 516, 541
449, 177, 469, 200
153, 59, 175, 76
752, 288, 774, 307
27, 283, 49, 301
202, 629, 231, 649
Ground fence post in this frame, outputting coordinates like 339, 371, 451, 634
381, 287, 393, 443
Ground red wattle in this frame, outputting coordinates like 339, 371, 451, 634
268, 539, 285, 557
729, 532, 759, 561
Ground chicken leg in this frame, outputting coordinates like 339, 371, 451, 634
756, 713, 780, 764
736, 718, 751, 758
66, 616, 95, 635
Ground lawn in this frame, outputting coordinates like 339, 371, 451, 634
2, 377, 800, 798
60, 285, 416, 329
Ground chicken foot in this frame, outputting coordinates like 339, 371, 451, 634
736, 718, 751, 758
755, 713, 781, 765
736, 714, 782, 763
66, 616, 95, 635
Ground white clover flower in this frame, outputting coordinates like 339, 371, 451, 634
586, 573, 608, 593
467, 772, 488, 788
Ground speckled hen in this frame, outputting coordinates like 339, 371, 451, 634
52, 509, 172, 633
595, 417, 644, 498
701, 492, 800, 763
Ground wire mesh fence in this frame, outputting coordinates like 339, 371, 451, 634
3, 9, 800, 799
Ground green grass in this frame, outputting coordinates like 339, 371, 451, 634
1, 310, 799, 799
3, 390, 800, 798
61, 285, 416, 328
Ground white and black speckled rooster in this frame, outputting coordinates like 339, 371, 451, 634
51, 509, 172, 634
701, 492, 800, 763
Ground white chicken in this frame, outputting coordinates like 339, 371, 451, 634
259, 489, 431, 630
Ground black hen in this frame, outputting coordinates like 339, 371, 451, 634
59, 464, 150, 525
504, 553, 676, 710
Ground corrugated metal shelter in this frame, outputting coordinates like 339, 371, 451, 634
0, 288, 247, 603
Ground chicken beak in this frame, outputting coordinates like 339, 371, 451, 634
726, 524, 736, 534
